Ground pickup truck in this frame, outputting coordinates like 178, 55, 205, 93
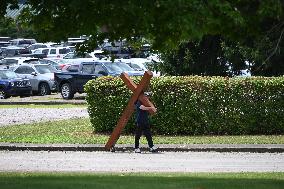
54, 60, 144, 99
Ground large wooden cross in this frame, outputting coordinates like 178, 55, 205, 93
105, 71, 157, 150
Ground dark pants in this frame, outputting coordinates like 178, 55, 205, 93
135, 123, 154, 149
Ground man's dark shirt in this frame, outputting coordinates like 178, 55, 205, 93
135, 100, 149, 125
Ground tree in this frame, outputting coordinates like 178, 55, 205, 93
0, 1, 281, 49
160, 35, 234, 76
0, 17, 18, 38
0, 16, 38, 38
1, 0, 282, 76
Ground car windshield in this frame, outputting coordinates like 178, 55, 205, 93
34, 65, 57, 74
59, 48, 71, 54
18, 40, 33, 45
81, 64, 95, 74
104, 62, 134, 73
0, 70, 18, 79
130, 63, 144, 71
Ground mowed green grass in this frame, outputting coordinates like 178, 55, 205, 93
0, 118, 283, 144
0, 172, 283, 189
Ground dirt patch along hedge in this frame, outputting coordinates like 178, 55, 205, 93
85, 76, 284, 135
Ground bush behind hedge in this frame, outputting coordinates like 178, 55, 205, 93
85, 76, 284, 135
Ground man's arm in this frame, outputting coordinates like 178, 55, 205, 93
140, 105, 157, 112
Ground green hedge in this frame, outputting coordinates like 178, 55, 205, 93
85, 76, 284, 135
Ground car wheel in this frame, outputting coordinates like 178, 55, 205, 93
0, 89, 9, 99
38, 83, 51, 96
60, 83, 74, 99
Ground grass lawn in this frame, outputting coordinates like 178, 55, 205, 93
0, 118, 283, 144
0, 172, 283, 189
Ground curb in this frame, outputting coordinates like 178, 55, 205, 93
0, 143, 283, 153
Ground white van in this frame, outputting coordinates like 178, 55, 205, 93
32, 47, 71, 59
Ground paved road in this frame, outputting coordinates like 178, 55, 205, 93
1, 151, 283, 172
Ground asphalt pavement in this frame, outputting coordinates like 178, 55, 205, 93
1, 150, 283, 172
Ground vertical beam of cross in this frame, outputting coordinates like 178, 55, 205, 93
105, 71, 155, 150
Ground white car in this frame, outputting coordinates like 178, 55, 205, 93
119, 58, 161, 77
32, 47, 71, 59
89, 50, 105, 59
0, 57, 38, 69
9, 38, 37, 48
13, 64, 57, 95
27, 43, 50, 53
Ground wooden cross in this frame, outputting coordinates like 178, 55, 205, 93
105, 71, 157, 150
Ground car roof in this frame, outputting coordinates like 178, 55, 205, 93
3, 46, 24, 49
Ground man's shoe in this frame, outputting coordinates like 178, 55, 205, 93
134, 148, 141, 153
149, 146, 158, 152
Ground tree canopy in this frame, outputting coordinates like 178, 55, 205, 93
1, 0, 282, 50
1, 0, 283, 76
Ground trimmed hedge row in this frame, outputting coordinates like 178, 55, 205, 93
85, 76, 284, 135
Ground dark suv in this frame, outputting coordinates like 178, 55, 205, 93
55, 61, 144, 99
0, 69, 32, 99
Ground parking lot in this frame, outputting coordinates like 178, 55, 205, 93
0, 92, 86, 103
0, 93, 88, 127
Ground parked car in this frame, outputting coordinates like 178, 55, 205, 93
93, 61, 144, 76
0, 69, 32, 99
88, 50, 106, 59
55, 61, 144, 99
38, 59, 61, 70
0, 41, 10, 48
61, 63, 80, 72
0, 37, 10, 49
13, 64, 57, 96
120, 58, 161, 77
32, 47, 71, 59
63, 51, 93, 59
9, 38, 37, 48
55, 61, 98, 99
27, 43, 49, 53
58, 56, 97, 70
0, 57, 39, 69
0, 46, 30, 57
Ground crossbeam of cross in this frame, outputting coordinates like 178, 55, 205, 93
105, 71, 156, 150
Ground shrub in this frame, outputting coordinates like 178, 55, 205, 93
85, 76, 284, 135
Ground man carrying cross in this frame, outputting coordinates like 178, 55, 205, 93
105, 71, 158, 153
134, 92, 158, 153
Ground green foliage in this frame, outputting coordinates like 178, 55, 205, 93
159, 35, 233, 76
0, 17, 38, 39
85, 76, 284, 135
160, 32, 284, 77
1, 0, 282, 51
0, 17, 17, 38
1, 1, 282, 76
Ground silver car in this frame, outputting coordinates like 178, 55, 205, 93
13, 64, 57, 95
